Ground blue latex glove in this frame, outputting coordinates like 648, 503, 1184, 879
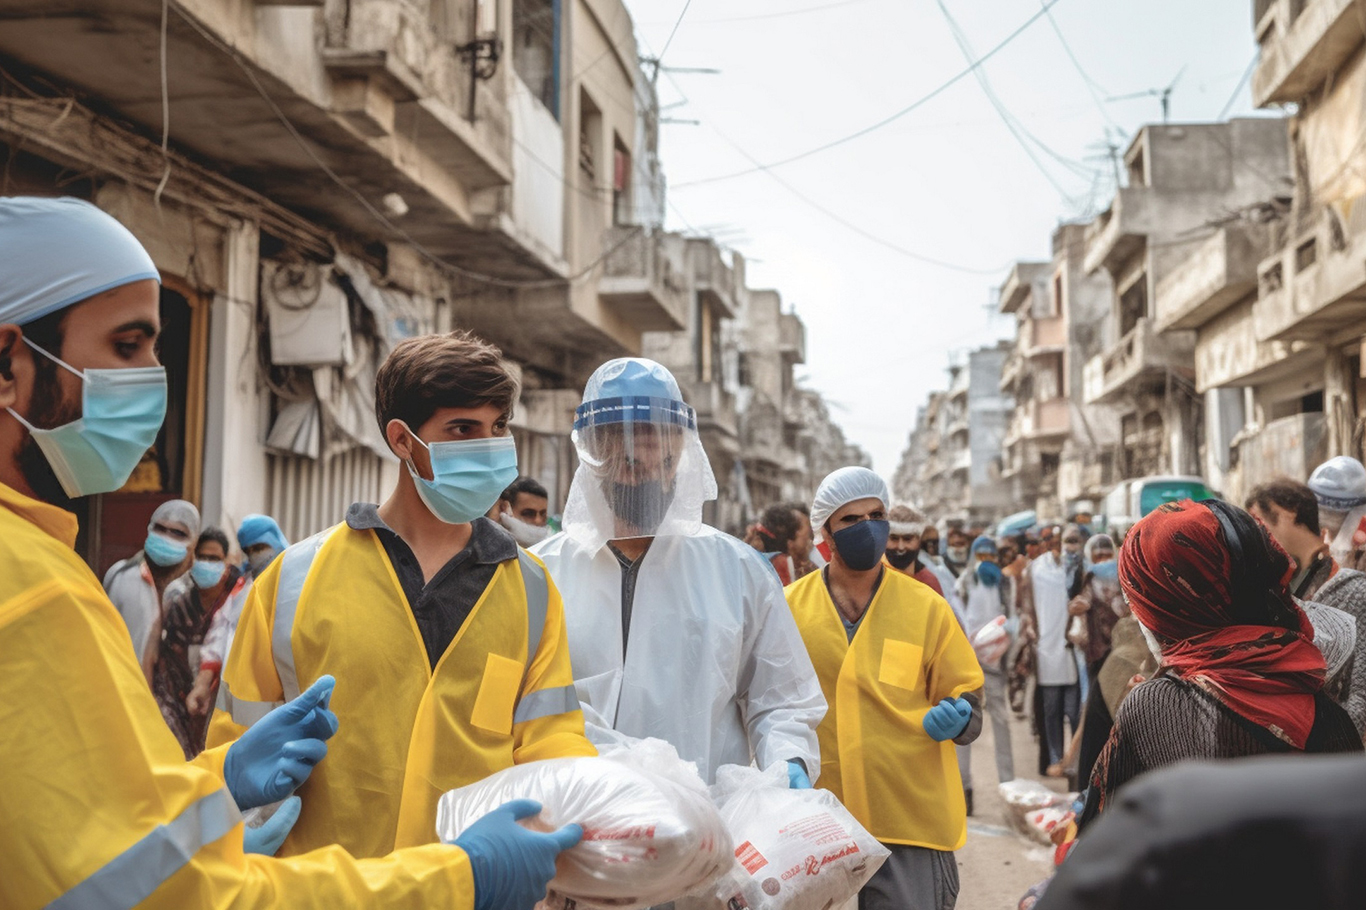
224, 675, 338, 810
923, 696, 973, 741
242, 795, 301, 856
453, 799, 583, 910
787, 761, 812, 789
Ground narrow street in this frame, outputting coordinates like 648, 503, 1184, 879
956, 704, 1069, 910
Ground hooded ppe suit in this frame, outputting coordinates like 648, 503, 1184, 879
534, 358, 825, 783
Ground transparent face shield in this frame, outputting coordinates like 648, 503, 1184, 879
562, 395, 718, 550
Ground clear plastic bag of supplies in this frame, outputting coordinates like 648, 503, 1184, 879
972, 615, 1011, 665
436, 738, 731, 910
677, 763, 889, 910
998, 779, 1077, 846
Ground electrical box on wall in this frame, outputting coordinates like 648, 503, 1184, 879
262, 260, 353, 367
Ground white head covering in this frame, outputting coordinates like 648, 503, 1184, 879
149, 499, 201, 540
0, 196, 159, 325
562, 358, 717, 550
1308, 456, 1366, 512
809, 466, 890, 532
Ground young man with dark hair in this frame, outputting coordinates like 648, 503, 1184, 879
496, 474, 551, 546
1, 198, 575, 909
1247, 477, 1366, 735
211, 329, 595, 858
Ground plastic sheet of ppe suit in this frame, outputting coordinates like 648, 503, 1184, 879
678, 763, 888, 910
562, 363, 717, 552
437, 738, 731, 909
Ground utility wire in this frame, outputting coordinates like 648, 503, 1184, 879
668, 0, 870, 26
1039, 0, 1121, 131
1217, 51, 1258, 120
655, 0, 695, 71
671, 0, 1063, 190
935, 0, 1092, 206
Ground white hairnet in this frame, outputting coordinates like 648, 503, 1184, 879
0, 197, 159, 325
149, 499, 201, 540
887, 503, 929, 537
562, 358, 717, 550
809, 467, 890, 532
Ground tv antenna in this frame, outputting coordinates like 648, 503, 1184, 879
1107, 66, 1185, 123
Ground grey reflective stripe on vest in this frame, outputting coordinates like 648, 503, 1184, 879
45, 788, 239, 910
215, 677, 280, 727
513, 552, 581, 722
513, 683, 580, 724
517, 550, 549, 670
272, 529, 334, 702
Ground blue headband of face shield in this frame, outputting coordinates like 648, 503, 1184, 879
573, 396, 696, 432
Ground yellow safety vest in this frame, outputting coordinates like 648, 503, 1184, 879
208, 522, 594, 857
785, 568, 984, 850
0, 482, 474, 910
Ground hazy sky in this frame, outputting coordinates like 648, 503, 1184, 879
621, 0, 1269, 480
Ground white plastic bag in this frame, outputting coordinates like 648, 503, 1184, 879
680, 764, 889, 910
436, 738, 731, 910
998, 779, 1076, 846
971, 615, 1010, 665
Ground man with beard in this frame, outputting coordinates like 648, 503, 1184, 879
944, 526, 972, 578
883, 503, 944, 596
0, 196, 578, 908
534, 358, 825, 793
103, 498, 199, 684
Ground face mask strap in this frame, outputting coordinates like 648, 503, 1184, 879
22, 337, 85, 381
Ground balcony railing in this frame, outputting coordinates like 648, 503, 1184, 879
599, 228, 689, 332
1083, 317, 1195, 404
1253, 0, 1363, 105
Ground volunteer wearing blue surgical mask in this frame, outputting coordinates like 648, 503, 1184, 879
785, 467, 984, 910
103, 498, 200, 683
186, 512, 292, 719
209, 329, 594, 859
0, 198, 582, 910
155, 526, 242, 759
953, 535, 1016, 815
535, 357, 825, 801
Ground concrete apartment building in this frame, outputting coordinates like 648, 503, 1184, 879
0, 0, 858, 571
1082, 118, 1291, 484
999, 223, 1119, 520
896, 342, 1012, 525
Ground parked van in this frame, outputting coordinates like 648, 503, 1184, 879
1103, 475, 1219, 539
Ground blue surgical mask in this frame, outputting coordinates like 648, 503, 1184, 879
144, 531, 188, 567
976, 560, 1002, 587
1091, 560, 1119, 583
831, 519, 891, 572
6, 338, 166, 498
190, 559, 227, 589
404, 425, 520, 525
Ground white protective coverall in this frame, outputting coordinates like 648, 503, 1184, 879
536, 526, 824, 783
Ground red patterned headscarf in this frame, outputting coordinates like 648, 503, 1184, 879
1118, 499, 1325, 748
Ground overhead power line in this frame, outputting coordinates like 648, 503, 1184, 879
654, 0, 695, 72
671, 0, 1064, 190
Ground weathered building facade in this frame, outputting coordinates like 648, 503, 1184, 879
0, 0, 859, 571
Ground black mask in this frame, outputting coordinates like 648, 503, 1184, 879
609, 478, 676, 533
886, 549, 919, 570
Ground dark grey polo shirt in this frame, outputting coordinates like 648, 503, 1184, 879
345, 504, 518, 669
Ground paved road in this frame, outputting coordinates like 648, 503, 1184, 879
954, 704, 1073, 910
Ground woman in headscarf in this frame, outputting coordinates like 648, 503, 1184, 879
153, 527, 241, 758
1079, 500, 1363, 829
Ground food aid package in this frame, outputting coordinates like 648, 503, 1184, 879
678, 763, 888, 910
998, 779, 1077, 846
971, 615, 1010, 665
436, 738, 731, 909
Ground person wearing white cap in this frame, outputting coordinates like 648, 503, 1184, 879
102, 498, 200, 684
535, 357, 825, 792
1308, 455, 1366, 572
0, 196, 577, 909
785, 466, 984, 910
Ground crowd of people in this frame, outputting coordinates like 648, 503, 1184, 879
4, 194, 1366, 910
